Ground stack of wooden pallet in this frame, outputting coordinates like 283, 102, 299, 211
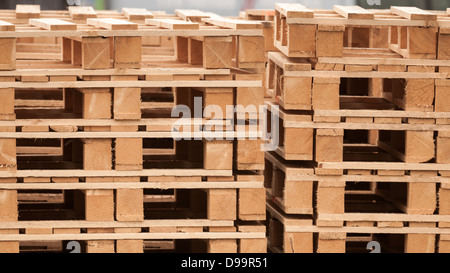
0, 5, 267, 253
264, 3, 450, 253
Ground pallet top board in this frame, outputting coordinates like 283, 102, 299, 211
175, 9, 212, 22
202, 17, 263, 29
0, 181, 263, 190
0, 219, 234, 229
16, 4, 40, 19
245, 9, 275, 17
122, 8, 154, 20
87, 18, 138, 30
146, 18, 199, 30
0, 231, 265, 242
333, 5, 374, 19
0, 20, 14, 31
68, 6, 97, 20
29, 18, 77, 31
284, 6, 450, 27
391, 6, 437, 21
268, 52, 312, 71
275, 3, 314, 18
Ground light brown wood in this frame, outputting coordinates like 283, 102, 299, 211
122, 8, 153, 21
16, 5, 40, 19
146, 19, 199, 30
29, 19, 77, 31
334, 5, 374, 19
87, 18, 138, 30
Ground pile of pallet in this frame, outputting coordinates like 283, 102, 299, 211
0, 5, 267, 253
264, 3, 450, 253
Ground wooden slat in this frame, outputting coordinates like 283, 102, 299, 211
122, 8, 154, 20
0, 20, 15, 31
29, 19, 77, 31
0, 182, 262, 190
0, 232, 264, 241
0, 220, 233, 229
145, 19, 199, 30
275, 3, 314, 18
203, 17, 262, 29
333, 5, 374, 19
87, 18, 138, 30
68, 6, 97, 20
175, 9, 212, 22
0, 169, 233, 178
16, 4, 40, 19
391, 6, 437, 21
245, 9, 275, 17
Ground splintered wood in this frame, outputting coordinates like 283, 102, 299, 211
266, 3, 450, 254
0, 4, 266, 253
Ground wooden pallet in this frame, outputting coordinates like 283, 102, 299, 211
264, 150, 450, 217
0, 7, 265, 71
0, 173, 266, 253
267, 102, 450, 165
274, 4, 450, 59
0, 221, 266, 253
267, 51, 450, 112
267, 201, 450, 253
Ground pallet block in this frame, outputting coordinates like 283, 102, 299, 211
112, 75, 141, 120
237, 36, 265, 68
203, 140, 233, 170
207, 189, 236, 221
405, 222, 436, 253
115, 228, 143, 253
317, 233, 346, 253
315, 129, 344, 162
82, 37, 110, 69
316, 25, 344, 57
114, 36, 142, 69
438, 28, 450, 60
203, 37, 232, 69
265, 153, 314, 214
239, 188, 266, 221
267, 203, 313, 253
0, 39, 16, 71
238, 225, 267, 253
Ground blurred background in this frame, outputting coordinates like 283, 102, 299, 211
1, 0, 449, 15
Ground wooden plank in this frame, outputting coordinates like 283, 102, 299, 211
287, 226, 448, 235
0, 29, 262, 38
145, 19, 199, 30
0, 21, 15, 32
319, 162, 450, 171
0, 80, 261, 88
69, 6, 97, 20
333, 5, 374, 19
87, 18, 138, 30
203, 18, 262, 29
0, 232, 265, 242
175, 9, 212, 22
0, 182, 262, 190
275, 3, 314, 18
0, 68, 230, 77
0, 169, 233, 178
391, 6, 437, 21
319, 213, 450, 222
122, 8, 153, 20
29, 19, 77, 31
16, 5, 40, 19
